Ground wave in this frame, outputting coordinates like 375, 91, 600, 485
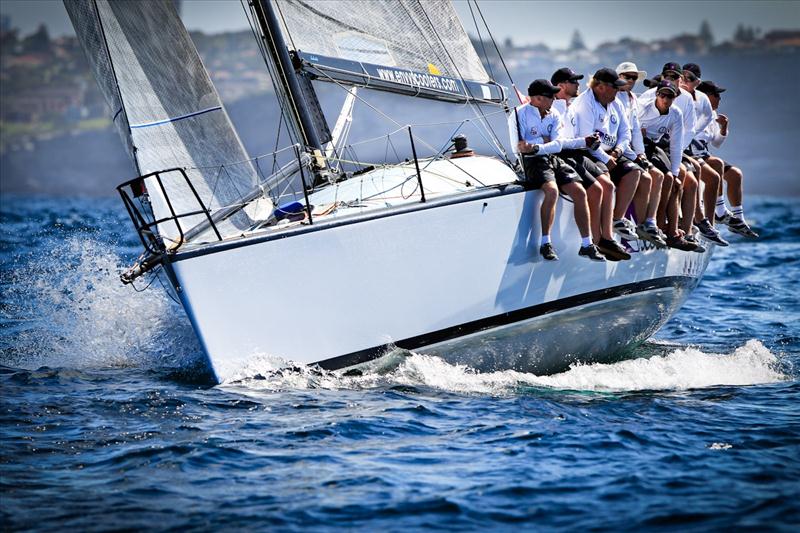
0, 235, 202, 371
225, 339, 789, 394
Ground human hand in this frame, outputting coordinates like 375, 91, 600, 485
716, 114, 728, 127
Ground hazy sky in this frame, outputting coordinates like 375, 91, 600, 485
2, 0, 798, 49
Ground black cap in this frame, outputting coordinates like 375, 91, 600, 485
528, 79, 560, 97
551, 67, 584, 85
683, 63, 702, 78
593, 67, 627, 87
661, 62, 682, 76
642, 74, 663, 88
655, 79, 679, 96
697, 80, 726, 96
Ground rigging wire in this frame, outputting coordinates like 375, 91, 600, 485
473, 0, 521, 104
467, 0, 495, 82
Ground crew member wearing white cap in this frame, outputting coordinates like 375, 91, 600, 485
570, 67, 641, 260
638, 80, 699, 252
508, 79, 606, 262
695, 81, 758, 238
615, 61, 666, 247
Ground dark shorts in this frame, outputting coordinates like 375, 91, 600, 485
688, 139, 711, 159
559, 149, 600, 188
522, 154, 580, 189
591, 155, 640, 185
644, 140, 673, 175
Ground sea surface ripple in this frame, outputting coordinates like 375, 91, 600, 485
1, 195, 798, 531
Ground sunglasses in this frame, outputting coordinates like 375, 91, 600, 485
663, 73, 680, 81
565, 79, 579, 85
683, 73, 698, 82
620, 74, 638, 81
657, 92, 676, 99
604, 82, 621, 91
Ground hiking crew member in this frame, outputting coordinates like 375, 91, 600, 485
615, 61, 666, 247
508, 79, 606, 262
695, 80, 758, 238
638, 80, 699, 252
680, 63, 728, 246
570, 67, 641, 260
551, 67, 611, 253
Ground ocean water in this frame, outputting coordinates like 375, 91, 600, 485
1, 195, 798, 531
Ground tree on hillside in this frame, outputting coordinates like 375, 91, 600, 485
569, 30, 586, 51
21, 24, 51, 55
699, 20, 714, 47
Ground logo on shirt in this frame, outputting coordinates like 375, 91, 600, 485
529, 127, 538, 136
610, 114, 617, 124
547, 124, 553, 133
658, 126, 668, 134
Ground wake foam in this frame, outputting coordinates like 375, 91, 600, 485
2, 235, 201, 371
227, 340, 789, 394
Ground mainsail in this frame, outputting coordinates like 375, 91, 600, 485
65, 0, 267, 245
274, 0, 504, 104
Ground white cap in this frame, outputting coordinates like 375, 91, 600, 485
615, 61, 647, 81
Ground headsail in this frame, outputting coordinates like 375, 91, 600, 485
65, 0, 268, 246
274, 0, 505, 104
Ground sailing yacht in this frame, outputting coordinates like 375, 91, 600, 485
65, 0, 713, 383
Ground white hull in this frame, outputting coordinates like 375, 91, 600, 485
166, 164, 712, 382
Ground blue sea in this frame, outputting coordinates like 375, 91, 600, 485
1, 195, 798, 531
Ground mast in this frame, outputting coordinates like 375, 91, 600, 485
252, 0, 324, 157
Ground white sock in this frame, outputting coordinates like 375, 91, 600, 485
715, 196, 727, 217
646, 217, 656, 227
581, 236, 592, 247
732, 205, 743, 218
541, 234, 551, 245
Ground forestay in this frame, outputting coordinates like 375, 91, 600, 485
65, 0, 267, 246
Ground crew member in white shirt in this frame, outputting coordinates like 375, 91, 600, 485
570, 68, 641, 260
680, 63, 727, 246
615, 61, 666, 247
638, 80, 700, 252
551, 67, 612, 254
640, 63, 704, 249
508, 79, 606, 262
695, 80, 758, 238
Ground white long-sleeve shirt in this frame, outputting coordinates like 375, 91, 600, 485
637, 99, 684, 175
570, 88, 631, 164
616, 91, 645, 160
687, 89, 714, 141
641, 88, 696, 150
508, 104, 571, 157
551, 98, 587, 150
694, 110, 727, 148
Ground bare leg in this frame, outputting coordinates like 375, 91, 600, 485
594, 173, 615, 241
699, 162, 721, 223
724, 166, 744, 207
561, 182, 591, 238
613, 169, 641, 220
667, 176, 682, 238
657, 171, 674, 230
680, 166, 698, 235
540, 181, 558, 236
632, 170, 652, 222
586, 181, 603, 241
646, 167, 664, 221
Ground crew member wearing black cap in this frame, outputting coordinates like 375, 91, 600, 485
508, 79, 606, 262
641, 62, 704, 249
680, 62, 727, 246
638, 80, 698, 252
551, 67, 610, 250
570, 67, 641, 260
695, 81, 758, 238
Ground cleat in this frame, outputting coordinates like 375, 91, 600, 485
725, 216, 759, 238
684, 234, 706, 253
695, 218, 729, 246
579, 244, 606, 262
596, 237, 631, 261
613, 218, 638, 240
636, 223, 667, 248
540, 242, 559, 261
666, 234, 698, 252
